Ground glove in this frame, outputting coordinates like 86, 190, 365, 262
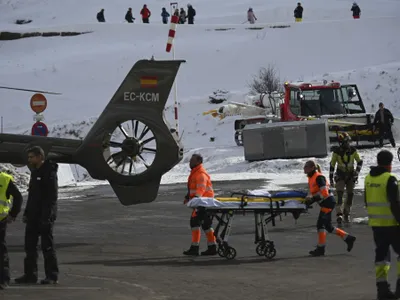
304, 197, 314, 208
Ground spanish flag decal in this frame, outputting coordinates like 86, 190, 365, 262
140, 76, 158, 88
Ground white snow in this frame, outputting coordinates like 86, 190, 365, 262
57, 164, 77, 187
0, 0, 400, 191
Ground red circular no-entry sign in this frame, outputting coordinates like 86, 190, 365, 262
30, 93, 47, 113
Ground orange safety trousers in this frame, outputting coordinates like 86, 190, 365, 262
190, 208, 216, 246
317, 206, 349, 247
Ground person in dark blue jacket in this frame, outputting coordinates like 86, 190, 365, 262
161, 7, 170, 24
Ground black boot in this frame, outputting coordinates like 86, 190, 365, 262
390, 139, 396, 148
14, 274, 37, 284
345, 235, 356, 252
183, 245, 199, 256
201, 244, 217, 256
0, 281, 9, 290
40, 278, 58, 285
377, 281, 397, 300
309, 246, 325, 257
336, 214, 343, 227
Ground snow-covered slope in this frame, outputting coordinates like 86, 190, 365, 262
1, 0, 399, 26
0, 0, 399, 190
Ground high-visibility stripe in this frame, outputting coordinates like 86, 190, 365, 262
375, 261, 390, 282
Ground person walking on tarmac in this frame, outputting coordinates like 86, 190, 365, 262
183, 154, 217, 256
329, 132, 363, 225
364, 150, 400, 300
0, 171, 23, 290
303, 160, 356, 256
373, 102, 396, 148
14, 146, 59, 285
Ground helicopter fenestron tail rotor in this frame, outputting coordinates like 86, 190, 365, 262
104, 119, 158, 176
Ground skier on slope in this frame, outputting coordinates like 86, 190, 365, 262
247, 8, 257, 24
351, 2, 361, 19
161, 8, 170, 24
125, 8, 135, 23
187, 4, 196, 24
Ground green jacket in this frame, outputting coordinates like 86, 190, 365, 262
329, 146, 363, 178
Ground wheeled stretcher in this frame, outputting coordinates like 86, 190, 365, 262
187, 189, 308, 260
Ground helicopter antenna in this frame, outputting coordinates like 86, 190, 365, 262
0, 86, 62, 95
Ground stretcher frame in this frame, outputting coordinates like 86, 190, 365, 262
196, 191, 308, 260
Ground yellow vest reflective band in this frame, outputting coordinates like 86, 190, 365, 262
365, 172, 400, 227
0, 172, 13, 221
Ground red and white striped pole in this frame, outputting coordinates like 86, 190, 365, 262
166, 15, 179, 135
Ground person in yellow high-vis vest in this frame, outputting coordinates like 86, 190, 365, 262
364, 150, 400, 300
0, 171, 23, 290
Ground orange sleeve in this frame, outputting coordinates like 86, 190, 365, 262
194, 173, 207, 197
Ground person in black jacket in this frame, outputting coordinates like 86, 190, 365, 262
0, 171, 23, 290
187, 4, 196, 24
125, 8, 135, 23
294, 2, 303, 22
351, 2, 361, 19
373, 102, 396, 148
96, 9, 105, 22
14, 146, 59, 285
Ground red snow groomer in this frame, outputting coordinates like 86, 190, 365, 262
227, 80, 385, 149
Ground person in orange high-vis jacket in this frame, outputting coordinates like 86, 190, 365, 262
183, 154, 217, 256
303, 160, 356, 256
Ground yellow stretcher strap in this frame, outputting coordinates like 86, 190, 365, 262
215, 197, 306, 203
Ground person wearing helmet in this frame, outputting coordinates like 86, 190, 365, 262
329, 132, 363, 226
303, 160, 356, 256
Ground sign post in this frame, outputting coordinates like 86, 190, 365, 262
166, 13, 179, 135
169, 2, 178, 16
30, 93, 49, 137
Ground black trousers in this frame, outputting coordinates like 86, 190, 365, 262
24, 221, 59, 280
0, 220, 10, 284
316, 198, 336, 233
372, 226, 400, 263
190, 207, 212, 231
378, 124, 395, 146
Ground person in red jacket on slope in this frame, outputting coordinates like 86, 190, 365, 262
140, 5, 151, 23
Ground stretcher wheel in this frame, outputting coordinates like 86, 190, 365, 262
256, 243, 266, 256
225, 247, 237, 260
217, 247, 226, 257
264, 246, 276, 259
